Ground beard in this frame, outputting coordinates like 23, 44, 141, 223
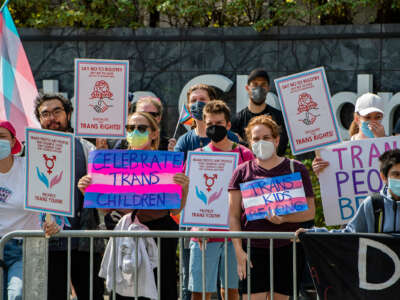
43, 120, 70, 132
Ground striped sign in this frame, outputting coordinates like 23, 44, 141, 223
84, 150, 184, 209
240, 172, 308, 221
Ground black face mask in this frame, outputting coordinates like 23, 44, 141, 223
206, 125, 227, 143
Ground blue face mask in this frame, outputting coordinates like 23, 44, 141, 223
0, 139, 11, 160
190, 101, 207, 121
360, 121, 375, 138
389, 178, 400, 197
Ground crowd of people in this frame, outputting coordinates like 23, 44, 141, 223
1, 67, 399, 300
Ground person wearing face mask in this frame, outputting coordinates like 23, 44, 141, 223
228, 115, 315, 300
0, 120, 41, 300
78, 111, 189, 300
297, 149, 400, 236
230, 68, 288, 156
313, 93, 386, 175
188, 101, 254, 300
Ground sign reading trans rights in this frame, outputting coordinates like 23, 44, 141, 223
84, 150, 184, 209
240, 172, 308, 221
319, 136, 400, 225
274, 67, 341, 155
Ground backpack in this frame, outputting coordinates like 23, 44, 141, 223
371, 193, 385, 233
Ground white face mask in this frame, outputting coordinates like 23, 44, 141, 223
251, 140, 275, 160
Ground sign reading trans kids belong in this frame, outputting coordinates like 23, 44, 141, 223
75, 58, 129, 138
319, 136, 400, 225
181, 151, 238, 229
275, 67, 341, 155
240, 172, 308, 221
84, 150, 184, 209
25, 128, 75, 217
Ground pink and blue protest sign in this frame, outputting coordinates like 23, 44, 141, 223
240, 172, 308, 221
84, 150, 184, 209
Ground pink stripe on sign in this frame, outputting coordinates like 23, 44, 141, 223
87, 163, 183, 174
241, 180, 303, 199
85, 184, 182, 194
90, 172, 179, 186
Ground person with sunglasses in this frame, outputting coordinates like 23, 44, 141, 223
78, 111, 189, 300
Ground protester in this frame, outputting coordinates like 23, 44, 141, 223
0, 120, 40, 300
189, 101, 254, 300
78, 111, 189, 300
34, 93, 105, 300
313, 92, 386, 175
228, 115, 315, 300
230, 68, 288, 156
298, 149, 400, 235
173, 83, 239, 300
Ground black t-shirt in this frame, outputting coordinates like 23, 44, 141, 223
231, 105, 289, 156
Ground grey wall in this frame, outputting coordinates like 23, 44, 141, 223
21, 24, 400, 137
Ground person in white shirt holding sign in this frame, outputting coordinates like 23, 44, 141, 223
313, 93, 386, 175
0, 120, 40, 300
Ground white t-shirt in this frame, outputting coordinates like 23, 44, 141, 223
0, 156, 40, 237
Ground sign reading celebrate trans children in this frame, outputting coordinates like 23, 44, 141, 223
274, 67, 341, 155
84, 150, 184, 209
319, 136, 400, 225
240, 172, 308, 221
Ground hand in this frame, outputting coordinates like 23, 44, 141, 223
78, 175, 92, 195
43, 216, 61, 238
96, 138, 108, 149
198, 238, 208, 250
369, 121, 385, 137
312, 157, 329, 176
173, 173, 189, 192
236, 249, 252, 280
294, 228, 307, 242
265, 212, 286, 224
168, 138, 177, 151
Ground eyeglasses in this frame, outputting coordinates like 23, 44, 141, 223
146, 111, 160, 118
39, 108, 65, 119
125, 124, 149, 133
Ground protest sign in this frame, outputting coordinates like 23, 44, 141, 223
240, 172, 308, 221
74, 58, 129, 138
319, 135, 400, 225
84, 150, 184, 209
181, 151, 238, 228
274, 67, 341, 155
301, 233, 400, 300
25, 128, 74, 217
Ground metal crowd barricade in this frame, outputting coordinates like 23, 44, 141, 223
0, 230, 304, 300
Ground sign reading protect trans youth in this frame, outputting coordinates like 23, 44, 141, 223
84, 150, 184, 209
74, 58, 129, 138
274, 67, 341, 155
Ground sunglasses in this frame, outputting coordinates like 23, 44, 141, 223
125, 124, 149, 133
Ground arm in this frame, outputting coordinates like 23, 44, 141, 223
229, 190, 252, 279
170, 173, 189, 215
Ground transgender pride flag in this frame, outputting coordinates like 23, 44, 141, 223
240, 172, 309, 221
1, 0, 39, 141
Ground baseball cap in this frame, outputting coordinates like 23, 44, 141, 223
0, 120, 22, 154
355, 93, 384, 116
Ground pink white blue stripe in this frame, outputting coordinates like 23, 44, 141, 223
1, 1, 39, 140
240, 172, 308, 221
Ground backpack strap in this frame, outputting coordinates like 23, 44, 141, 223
371, 193, 385, 233
232, 142, 244, 162
290, 159, 295, 173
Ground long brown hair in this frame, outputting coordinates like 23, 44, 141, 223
127, 111, 160, 150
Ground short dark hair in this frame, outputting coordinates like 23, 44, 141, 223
379, 149, 400, 178
34, 93, 73, 122
203, 100, 231, 123
248, 68, 270, 85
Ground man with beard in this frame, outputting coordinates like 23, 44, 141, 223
231, 68, 288, 156
34, 94, 104, 300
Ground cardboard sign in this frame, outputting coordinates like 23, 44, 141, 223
274, 67, 341, 155
25, 128, 74, 217
181, 151, 239, 229
240, 172, 308, 221
74, 58, 129, 138
84, 150, 184, 209
319, 136, 400, 225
